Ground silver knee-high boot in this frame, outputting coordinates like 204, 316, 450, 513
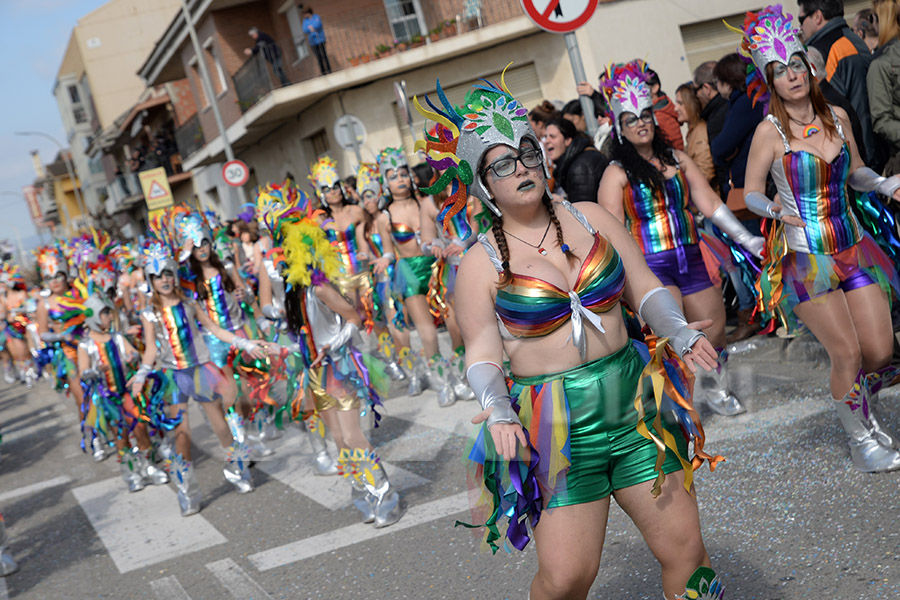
378, 332, 407, 382
169, 453, 201, 516
305, 416, 338, 475
91, 432, 111, 462
834, 370, 900, 472
401, 347, 425, 396
426, 355, 457, 408
119, 447, 146, 493
137, 448, 169, 485
349, 478, 375, 523
448, 350, 475, 401
696, 348, 745, 416
674, 566, 724, 599
222, 442, 254, 493
0, 515, 17, 576
864, 367, 900, 449
338, 449, 402, 528
247, 412, 276, 458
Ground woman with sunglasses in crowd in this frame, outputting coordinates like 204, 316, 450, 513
597, 60, 764, 417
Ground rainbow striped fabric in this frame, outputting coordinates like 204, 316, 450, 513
158, 303, 200, 369
623, 169, 698, 254
326, 223, 363, 275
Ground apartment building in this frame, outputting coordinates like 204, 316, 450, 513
52, 0, 182, 222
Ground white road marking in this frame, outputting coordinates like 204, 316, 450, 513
249, 491, 469, 571
150, 575, 193, 600
0, 475, 73, 504
254, 426, 428, 510
206, 558, 273, 599
72, 477, 227, 573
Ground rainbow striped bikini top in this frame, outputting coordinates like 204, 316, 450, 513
141, 301, 210, 370
366, 231, 385, 258
479, 201, 625, 359
622, 166, 698, 254
325, 222, 363, 275
767, 110, 861, 255
201, 273, 243, 332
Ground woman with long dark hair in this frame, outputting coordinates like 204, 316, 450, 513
416, 69, 726, 600
543, 116, 608, 203
596, 60, 764, 417
740, 6, 900, 472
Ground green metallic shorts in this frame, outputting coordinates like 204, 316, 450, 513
510, 342, 688, 509
394, 255, 435, 299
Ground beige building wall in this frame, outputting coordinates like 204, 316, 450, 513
66, 0, 182, 129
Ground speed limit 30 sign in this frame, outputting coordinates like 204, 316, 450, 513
222, 159, 250, 187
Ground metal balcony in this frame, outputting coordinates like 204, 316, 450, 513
174, 114, 204, 160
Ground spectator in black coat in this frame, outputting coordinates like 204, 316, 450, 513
807, 46, 866, 163
244, 27, 290, 87
693, 60, 731, 199
543, 116, 608, 203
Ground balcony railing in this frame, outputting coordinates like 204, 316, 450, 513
234, 51, 283, 114
174, 113, 204, 160
104, 171, 141, 214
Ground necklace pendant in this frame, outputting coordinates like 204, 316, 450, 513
538, 247, 547, 256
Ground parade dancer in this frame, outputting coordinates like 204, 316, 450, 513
35, 246, 101, 457
77, 293, 171, 492
415, 68, 725, 599
355, 162, 409, 381
376, 147, 456, 406
417, 164, 477, 402
273, 195, 399, 528
0, 267, 37, 388
737, 6, 900, 472
131, 239, 268, 516
172, 208, 275, 459
596, 60, 765, 417
309, 157, 375, 329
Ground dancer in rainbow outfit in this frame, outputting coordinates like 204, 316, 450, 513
131, 234, 269, 516
415, 65, 724, 598
737, 6, 900, 472
355, 162, 410, 382
256, 182, 397, 526
76, 292, 172, 492
596, 59, 764, 417
309, 156, 375, 330
375, 146, 458, 406
0, 265, 37, 388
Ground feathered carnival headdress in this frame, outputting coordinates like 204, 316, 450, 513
356, 163, 384, 207
724, 4, 806, 108
83, 293, 114, 332
307, 156, 341, 200
170, 206, 213, 249
35, 244, 71, 280
70, 235, 117, 295
376, 147, 415, 198
256, 180, 319, 247
414, 63, 545, 238
1, 264, 26, 290
598, 59, 654, 137
140, 237, 179, 281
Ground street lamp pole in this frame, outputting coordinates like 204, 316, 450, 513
179, 0, 248, 215
15, 131, 90, 226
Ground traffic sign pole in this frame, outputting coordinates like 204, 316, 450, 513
564, 32, 598, 137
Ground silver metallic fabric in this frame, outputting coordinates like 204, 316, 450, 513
466, 361, 521, 428
637, 287, 706, 357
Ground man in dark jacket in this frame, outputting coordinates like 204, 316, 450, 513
244, 27, 290, 86
799, 0, 884, 170
808, 46, 866, 161
694, 60, 730, 199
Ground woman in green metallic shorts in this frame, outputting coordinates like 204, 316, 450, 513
415, 70, 726, 599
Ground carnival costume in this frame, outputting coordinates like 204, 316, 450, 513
732, 6, 900, 472
356, 162, 408, 382
78, 293, 172, 492
379, 146, 458, 405
414, 71, 723, 599
0, 513, 16, 577
137, 238, 255, 516
1, 266, 38, 388
599, 60, 763, 417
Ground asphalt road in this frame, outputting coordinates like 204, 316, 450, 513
1, 333, 899, 599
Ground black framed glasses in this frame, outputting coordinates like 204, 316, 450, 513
621, 111, 654, 129
798, 12, 810, 25
481, 148, 543, 178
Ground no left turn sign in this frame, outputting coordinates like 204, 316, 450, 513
222, 159, 250, 187
520, 0, 599, 33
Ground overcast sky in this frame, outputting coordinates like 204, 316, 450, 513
0, 0, 108, 251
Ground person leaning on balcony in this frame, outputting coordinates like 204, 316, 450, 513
244, 27, 290, 87
302, 6, 332, 75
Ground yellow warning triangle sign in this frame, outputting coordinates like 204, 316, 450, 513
147, 180, 168, 200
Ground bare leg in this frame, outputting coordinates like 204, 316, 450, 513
843, 284, 893, 372
793, 291, 862, 398
169, 403, 192, 460
403, 295, 439, 357
133, 422, 152, 451
335, 408, 372, 451
529, 498, 610, 599
318, 407, 346, 449
200, 400, 235, 448
681, 286, 727, 348
443, 300, 463, 350
613, 471, 710, 599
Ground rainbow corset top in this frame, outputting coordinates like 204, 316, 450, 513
776, 143, 861, 255
367, 232, 385, 259
623, 169, 698, 254
391, 222, 417, 245
495, 234, 625, 339
157, 303, 202, 369
202, 274, 242, 331
326, 223, 362, 274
